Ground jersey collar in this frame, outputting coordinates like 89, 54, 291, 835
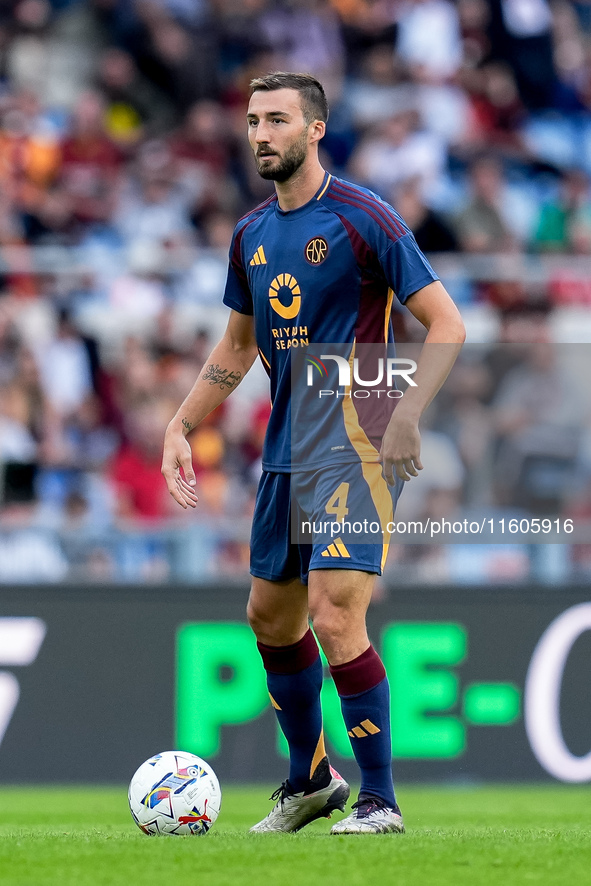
274, 172, 332, 220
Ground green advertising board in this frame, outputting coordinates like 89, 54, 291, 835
0, 584, 588, 783
176, 620, 520, 763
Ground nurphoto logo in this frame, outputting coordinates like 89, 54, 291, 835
305, 354, 417, 398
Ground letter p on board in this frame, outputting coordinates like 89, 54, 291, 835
176, 622, 268, 758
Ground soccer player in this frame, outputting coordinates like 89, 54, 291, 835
162, 72, 465, 834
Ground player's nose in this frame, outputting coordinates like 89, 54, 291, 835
255, 122, 272, 143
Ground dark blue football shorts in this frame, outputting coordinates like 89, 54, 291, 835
250, 462, 403, 583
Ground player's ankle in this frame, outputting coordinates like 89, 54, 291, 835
357, 793, 401, 814
307, 755, 332, 791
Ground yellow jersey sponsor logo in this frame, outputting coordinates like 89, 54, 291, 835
269, 273, 301, 320
271, 325, 309, 350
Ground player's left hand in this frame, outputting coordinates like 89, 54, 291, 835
379, 415, 423, 484
161, 428, 199, 509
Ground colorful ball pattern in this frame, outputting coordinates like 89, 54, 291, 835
128, 750, 221, 836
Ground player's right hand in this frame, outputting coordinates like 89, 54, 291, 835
161, 429, 199, 509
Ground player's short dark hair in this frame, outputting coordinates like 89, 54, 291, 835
249, 72, 329, 125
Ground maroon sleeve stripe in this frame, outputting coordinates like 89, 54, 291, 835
232, 205, 269, 269
328, 189, 403, 244
331, 181, 406, 238
330, 181, 406, 240
331, 179, 406, 237
231, 222, 251, 285
335, 212, 382, 275
237, 193, 277, 223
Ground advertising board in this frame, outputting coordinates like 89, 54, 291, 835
0, 585, 589, 784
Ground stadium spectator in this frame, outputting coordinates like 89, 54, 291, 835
396, 0, 463, 82
492, 342, 584, 512
462, 61, 527, 156
394, 178, 459, 252
96, 46, 177, 143
36, 308, 94, 418
169, 100, 234, 181
0, 92, 61, 215
486, 0, 557, 110
21, 184, 77, 245
257, 0, 345, 98
349, 108, 446, 197
110, 397, 174, 522
128, 2, 220, 112
6, 342, 47, 448
343, 44, 404, 130
59, 90, 122, 226
453, 155, 517, 252
0, 381, 38, 463
0, 306, 22, 383
533, 167, 591, 253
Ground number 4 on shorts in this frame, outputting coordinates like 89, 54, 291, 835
325, 482, 350, 524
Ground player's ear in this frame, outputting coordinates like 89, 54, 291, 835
309, 119, 326, 144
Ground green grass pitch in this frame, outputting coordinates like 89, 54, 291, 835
0, 784, 590, 886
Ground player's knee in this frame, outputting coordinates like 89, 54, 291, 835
246, 599, 267, 637
246, 599, 285, 643
310, 610, 343, 650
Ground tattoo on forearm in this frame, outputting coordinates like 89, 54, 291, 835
181, 417, 193, 432
202, 364, 242, 390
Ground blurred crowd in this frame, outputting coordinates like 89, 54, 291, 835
392, 333, 591, 585
1, 0, 591, 584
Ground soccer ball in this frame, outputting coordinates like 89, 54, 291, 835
128, 750, 221, 835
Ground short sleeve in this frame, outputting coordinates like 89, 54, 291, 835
222, 227, 253, 315
331, 185, 440, 305
379, 233, 439, 305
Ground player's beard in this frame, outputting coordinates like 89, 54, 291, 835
255, 131, 308, 182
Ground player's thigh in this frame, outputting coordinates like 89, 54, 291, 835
308, 565, 375, 610
247, 575, 310, 646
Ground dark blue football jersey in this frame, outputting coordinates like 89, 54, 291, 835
222, 172, 439, 472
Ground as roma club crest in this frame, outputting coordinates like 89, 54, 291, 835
305, 236, 329, 265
